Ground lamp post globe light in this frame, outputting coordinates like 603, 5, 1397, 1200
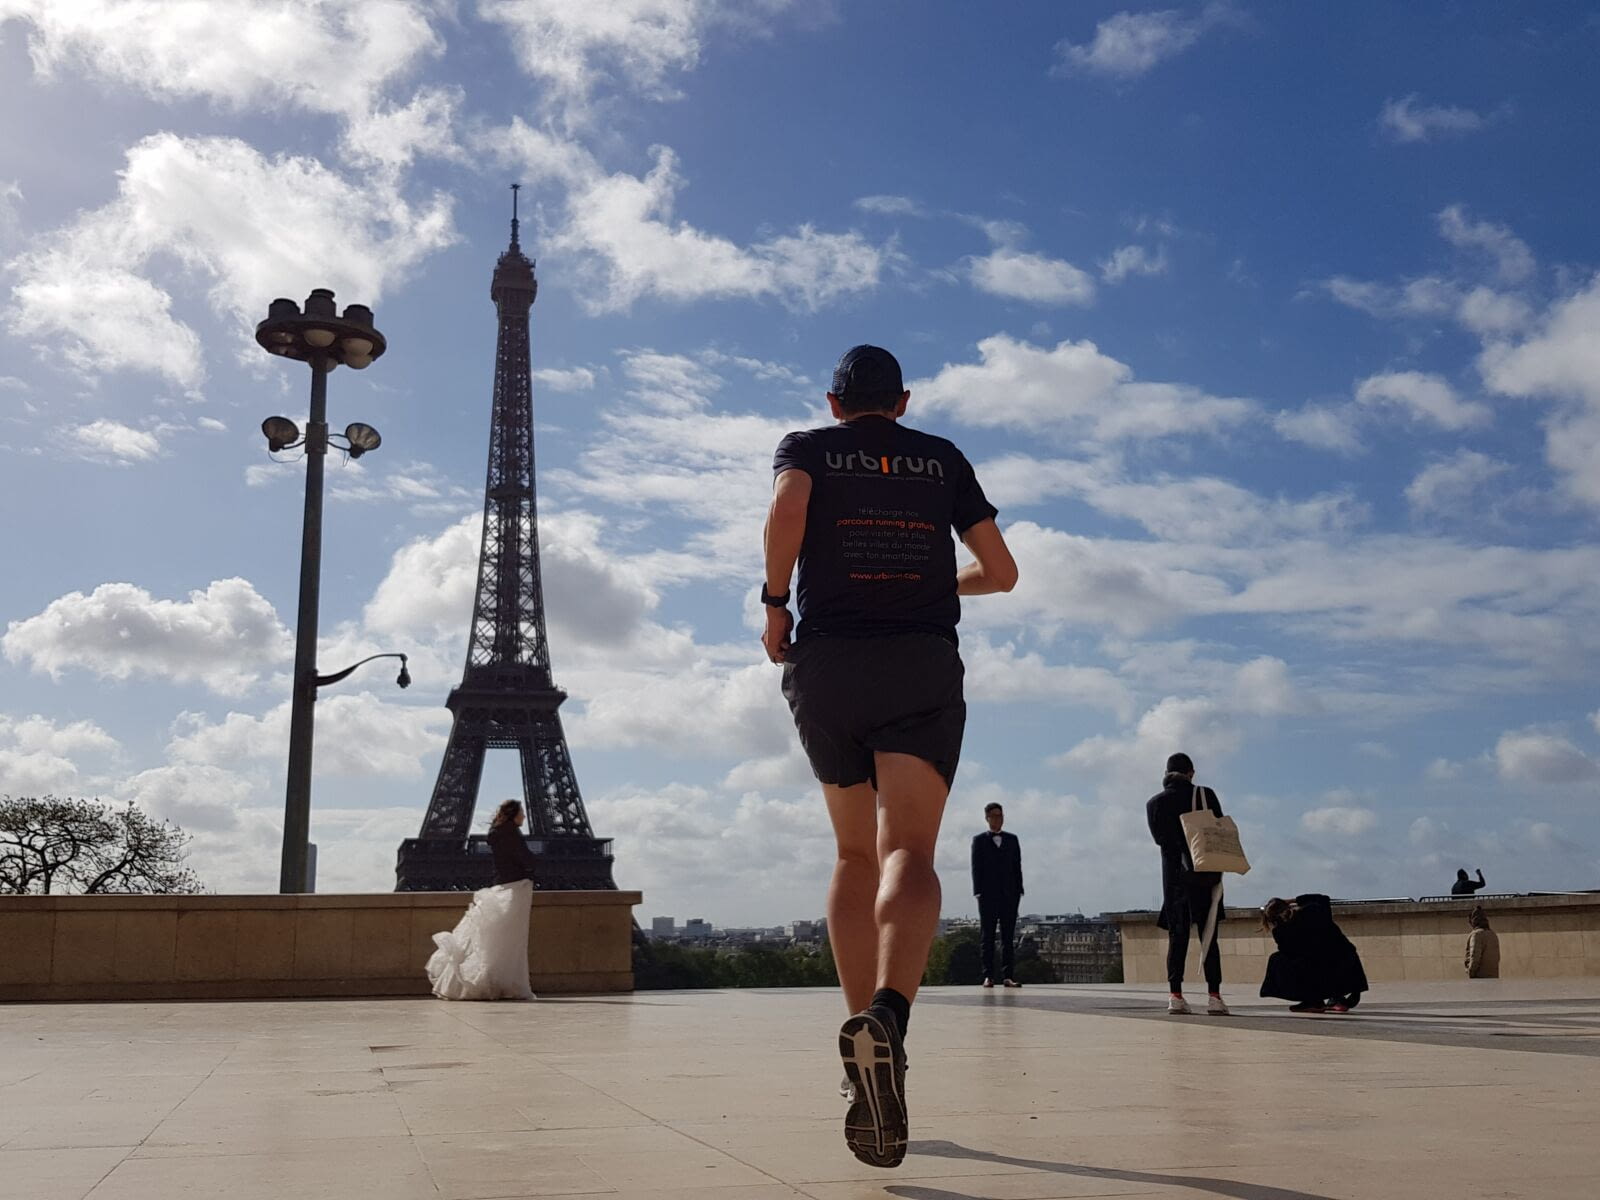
256, 288, 396, 894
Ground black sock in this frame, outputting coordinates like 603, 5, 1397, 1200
870, 987, 910, 1038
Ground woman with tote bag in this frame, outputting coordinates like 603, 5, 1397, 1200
1145, 752, 1244, 1016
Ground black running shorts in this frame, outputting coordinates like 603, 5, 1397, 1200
781, 632, 966, 789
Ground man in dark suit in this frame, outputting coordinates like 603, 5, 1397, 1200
970, 802, 1024, 988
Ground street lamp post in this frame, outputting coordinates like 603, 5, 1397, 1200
256, 289, 389, 894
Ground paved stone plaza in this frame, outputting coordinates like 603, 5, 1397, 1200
2, 981, 1595, 1200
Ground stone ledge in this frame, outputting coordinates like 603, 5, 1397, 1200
0, 891, 641, 1000
0, 890, 642, 912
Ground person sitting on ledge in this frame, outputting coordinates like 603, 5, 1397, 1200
1451, 867, 1487, 896
1259, 894, 1368, 1014
1465, 905, 1500, 979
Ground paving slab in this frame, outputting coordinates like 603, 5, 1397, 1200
0, 981, 1595, 1199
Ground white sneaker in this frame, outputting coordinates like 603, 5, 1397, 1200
1167, 994, 1191, 1015
1206, 994, 1230, 1016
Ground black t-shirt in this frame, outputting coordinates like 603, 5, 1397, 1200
772, 415, 997, 643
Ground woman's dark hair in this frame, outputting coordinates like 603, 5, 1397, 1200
1261, 897, 1295, 932
489, 799, 523, 830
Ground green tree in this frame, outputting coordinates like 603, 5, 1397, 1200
0, 796, 202, 895
942, 927, 984, 985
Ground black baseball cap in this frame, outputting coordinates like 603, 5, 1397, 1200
830, 344, 904, 401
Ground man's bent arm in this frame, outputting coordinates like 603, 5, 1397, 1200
957, 518, 1018, 595
764, 469, 812, 593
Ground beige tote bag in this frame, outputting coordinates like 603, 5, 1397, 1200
1179, 783, 1251, 875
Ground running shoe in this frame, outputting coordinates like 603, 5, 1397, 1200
1289, 1001, 1326, 1013
1206, 994, 1230, 1016
1167, 994, 1191, 1015
838, 1006, 907, 1168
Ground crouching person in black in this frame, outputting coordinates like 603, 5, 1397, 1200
1259, 894, 1368, 1013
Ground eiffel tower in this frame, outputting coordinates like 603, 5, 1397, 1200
395, 189, 616, 892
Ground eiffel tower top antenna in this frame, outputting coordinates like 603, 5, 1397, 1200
509, 182, 521, 250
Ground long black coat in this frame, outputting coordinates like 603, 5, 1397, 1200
1260, 894, 1369, 1002
1146, 777, 1226, 931
487, 821, 537, 886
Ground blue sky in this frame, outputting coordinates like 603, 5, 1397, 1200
2, 2, 1598, 924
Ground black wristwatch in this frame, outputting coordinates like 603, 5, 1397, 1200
760, 582, 791, 608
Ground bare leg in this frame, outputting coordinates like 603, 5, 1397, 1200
823, 781, 880, 1015
872, 751, 950, 1003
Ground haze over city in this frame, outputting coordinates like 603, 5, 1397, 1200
2, 2, 1598, 926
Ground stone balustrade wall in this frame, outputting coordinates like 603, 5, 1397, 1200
1112, 894, 1600, 987
0, 890, 641, 1002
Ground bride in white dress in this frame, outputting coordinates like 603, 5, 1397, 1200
426, 800, 537, 1001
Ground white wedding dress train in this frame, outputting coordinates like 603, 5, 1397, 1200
426, 879, 536, 1001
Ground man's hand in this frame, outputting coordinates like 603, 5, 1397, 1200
761, 605, 794, 663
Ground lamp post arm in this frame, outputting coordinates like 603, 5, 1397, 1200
314, 652, 409, 690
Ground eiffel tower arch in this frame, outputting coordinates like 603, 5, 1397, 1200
396, 190, 616, 892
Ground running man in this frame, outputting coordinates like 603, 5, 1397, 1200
761, 344, 1018, 1168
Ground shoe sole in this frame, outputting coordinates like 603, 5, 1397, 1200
838, 1011, 906, 1169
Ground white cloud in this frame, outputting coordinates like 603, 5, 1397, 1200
1405, 450, 1508, 514
0, 180, 21, 242
1100, 244, 1168, 284
0, 714, 120, 797
1273, 404, 1363, 454
1494, 730, 1599, 785
3, 578, 292, 696
64, 419, 161, 463
1478, 275, 1600, 507
532, 366, 598, 392
1437, 205, 1535, 285
1052, 3, 1235, 80
480, 0, 796, 123
6, 134, 455, 387
968, 248, 1096, 306
962, 636, 1134, 720
1, 0, 442, 120
1301, 806, 1378, 836
119, 764, 252, 834
168, 694, 448, 777
340, 85, 463, 170
363, 510, 661, 655
1379, 95, 1487, 144
977, 453, 1362, 545
503, 135, 884, 313
1426, 758, 1464, 782
1457, 286, 1534, 337
913, 334, 1252, 442
854, 195, 926, 217
1355, 370, 1491, 431
1317, 274, 1458, 322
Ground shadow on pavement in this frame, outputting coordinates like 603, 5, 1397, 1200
889, 1139, 1343, 1200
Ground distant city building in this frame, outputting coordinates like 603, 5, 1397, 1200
1024, 913, 1122, 983
651, 916, 675, 939
684, 918, 713, 940
790, 920, 818, 942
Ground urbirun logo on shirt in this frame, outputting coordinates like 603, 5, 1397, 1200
825, 451, 945, 478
